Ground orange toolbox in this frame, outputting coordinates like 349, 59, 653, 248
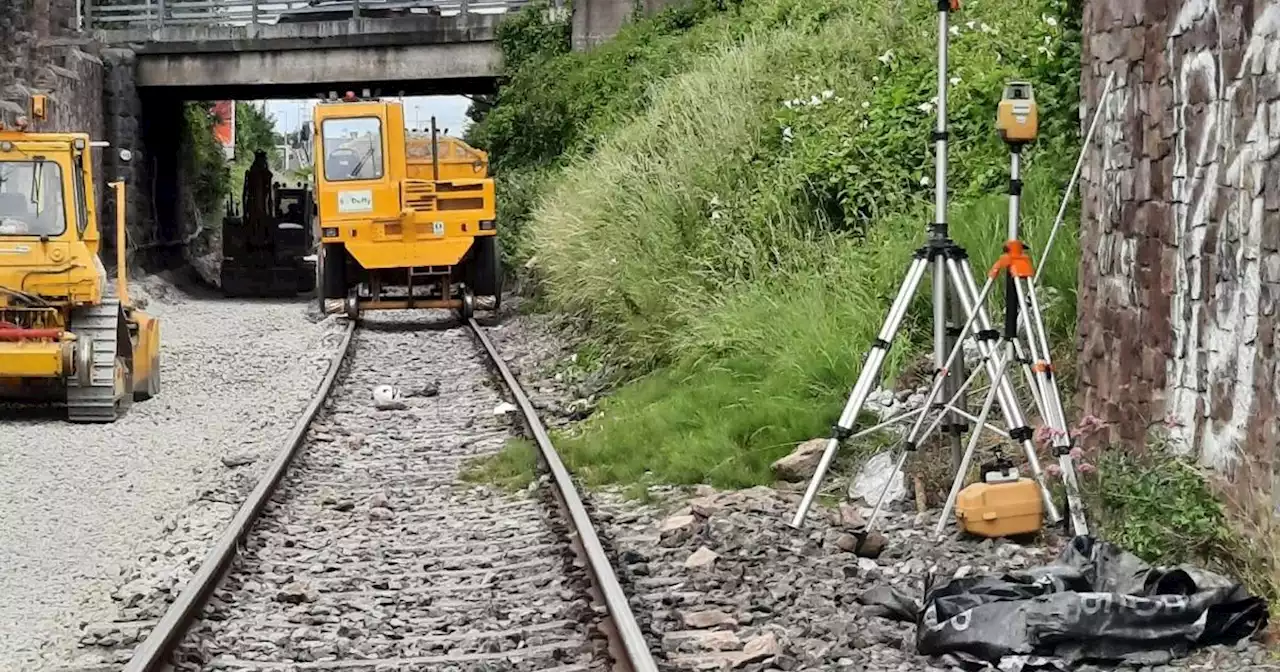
954, 452, 1044, 538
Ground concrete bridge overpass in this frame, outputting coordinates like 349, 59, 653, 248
65, 0, 647, 267
86, 0, 634, 97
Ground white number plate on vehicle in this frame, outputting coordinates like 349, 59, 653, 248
433, 221, 445, 236
337, 190, 373, 213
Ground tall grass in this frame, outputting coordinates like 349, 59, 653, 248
476, 0, 1083, 488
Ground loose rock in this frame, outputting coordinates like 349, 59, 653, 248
276, 582, 318, 604
685, 546, 719, 569
771, 438, 827, 482
856, 531, 888, 558
220, 452, 255, 468
739, 632, 780, 665
683, 609, 737, 629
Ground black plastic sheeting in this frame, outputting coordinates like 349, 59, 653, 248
861, 536, 1269, 670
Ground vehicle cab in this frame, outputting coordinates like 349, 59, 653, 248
0, 114, 106, 308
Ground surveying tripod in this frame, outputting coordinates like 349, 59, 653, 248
787, 0, 1088, 538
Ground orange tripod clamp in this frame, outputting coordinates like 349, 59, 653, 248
988, 240, 1035, 279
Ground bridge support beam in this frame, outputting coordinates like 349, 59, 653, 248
135, 42, 500, 92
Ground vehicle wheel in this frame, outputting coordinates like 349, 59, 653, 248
321, 243, 347, 300
466, 235, 502, 301
344, 287, 361, 321
459, 288, 475, 321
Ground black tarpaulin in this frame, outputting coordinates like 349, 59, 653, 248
863, 536, 1268, 669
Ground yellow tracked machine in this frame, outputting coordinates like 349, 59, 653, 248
0, 96, 160, 422
313, 93, 502, 319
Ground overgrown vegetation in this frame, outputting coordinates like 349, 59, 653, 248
468, 0, 1084, 490
456, 0, 1280, 630
181, 104, 232, 219
1077, 431, 1280, 623
1084, 447, 1229, 565
180, 100, 282, 218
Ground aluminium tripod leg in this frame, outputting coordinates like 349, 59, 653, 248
934, 338, 1018, 537
944, 284, 970, 473
1013, 275, 1088, 536
944, 256, 1062, 523
789, 255, 933, 528
865, 273, 998, 531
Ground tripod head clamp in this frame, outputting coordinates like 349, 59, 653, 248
981, 449, 1019, 483
997, 81, 1038, 148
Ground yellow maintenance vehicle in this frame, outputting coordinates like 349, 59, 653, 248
313, 93, 502, 319
0, 96, 160, 422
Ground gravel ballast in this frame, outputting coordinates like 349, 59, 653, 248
592, 486, 1278, 671
160, 309, 609, 671
0, 274, 348, 670
480, 302, 1279, 671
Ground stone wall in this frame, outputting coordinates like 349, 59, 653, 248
571, 0, 686, 50
1077, 0, 1280, 482
102, 47, 157, 258
0, 2, 103, 139
0, 0, 108, 249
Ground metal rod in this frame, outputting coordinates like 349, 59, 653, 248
948, 407, 1009, 438
934, 340, 1016, 537
931, 2, 949, 242
1035, 70, 1116, 285
790, 256, 931, 528
1008, 149, 1021, 241
849, 403, 1007, 444
431, 116, 440, 182
929, 3, 954, 479
122, 322, 357, 671
470, 320, 659, 672
111, 181, 129, 306
945, 284, 969, 472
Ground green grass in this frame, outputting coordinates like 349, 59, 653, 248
544, 166, 1077, 489
466, 0, 1084, 489
461, 438, 539, 491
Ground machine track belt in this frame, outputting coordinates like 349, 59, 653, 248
67, 298, 129, 423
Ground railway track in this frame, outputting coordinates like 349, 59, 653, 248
101, 309, 655, 672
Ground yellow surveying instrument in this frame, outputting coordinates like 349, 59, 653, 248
996, 81, 1038, 146
928, 79, 1087, 538
789, 0, 1094, 541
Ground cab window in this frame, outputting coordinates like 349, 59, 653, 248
322, 117, 384, 182
0, 160, 67, 237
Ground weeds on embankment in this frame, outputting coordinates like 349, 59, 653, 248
1074, 426, 1280, 626
460, 0, 1280, 621
468, 0, 1082, 489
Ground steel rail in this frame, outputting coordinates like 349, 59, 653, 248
467, 318, 659, 672
120, 320, 358, 672
118, 314, 653, 671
